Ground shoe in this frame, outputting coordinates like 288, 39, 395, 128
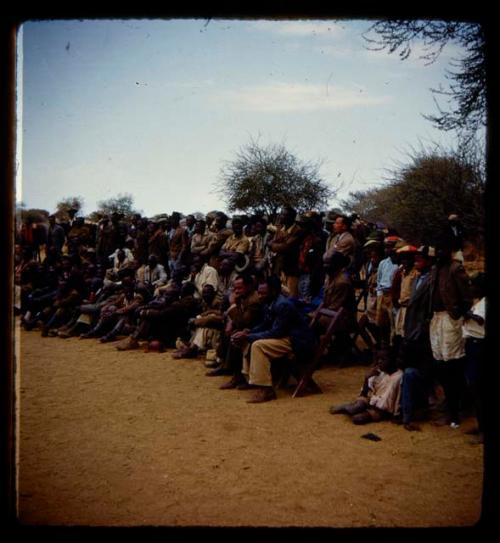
352, 411, 373, 425
99, 334, 117, 343
175, 337, 189, 350
47, 329, 59, 337
237, 382, 260, 390
40, 326, 49, 337
204, 359, 219, 368
404, 422, 422, 432
450, 422, 460, 429
219, 375, 245, 390
205, 366, 231, 377
246, 387, 277, 403
431, 416, 451, 427
79, 331, 98, 339
116, 337, 139, 351
172, 346, 198, 359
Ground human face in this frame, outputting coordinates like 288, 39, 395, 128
232, 278, 248, 300
257, 283, 270, 304
202, 285, 216, 304
414, 255, 430, 272
333, 217, 347, 234
253, 222, 265, 236
231, 221, 243, 236
194, 220, 206, 234
280, 210, 294, 228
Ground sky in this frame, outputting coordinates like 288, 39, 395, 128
17, 17, 470, 218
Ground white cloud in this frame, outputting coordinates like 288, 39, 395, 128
223, 82, 390, 112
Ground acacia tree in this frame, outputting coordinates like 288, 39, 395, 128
363, 20, 486, 140
215, 139, 334, 220
55, 196, 84, 219
341, 145, 485, 245
88, 193, 139, 222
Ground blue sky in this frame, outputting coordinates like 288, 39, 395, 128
17, 17, 471, 217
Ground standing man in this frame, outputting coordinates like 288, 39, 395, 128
399, 246, 436, 431
46, 214, 66, 257
269, 206, 302, 298
324, 214, 358, 272
375, 238, 400, 347
429, 238, 472, 428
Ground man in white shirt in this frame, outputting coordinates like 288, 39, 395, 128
190, 255, 221, 300
135, 254, 168, 293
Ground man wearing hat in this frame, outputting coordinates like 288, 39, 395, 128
391, 245, 419, 347
398, 245, 436, 431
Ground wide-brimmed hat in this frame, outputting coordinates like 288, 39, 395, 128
384, 235, 403, 246
396, 244, 419, 254
363, 239, 382, 249
417, 245, 436, 258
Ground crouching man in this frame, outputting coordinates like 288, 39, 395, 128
231, 275, 316, 403
172, 284, 224, 360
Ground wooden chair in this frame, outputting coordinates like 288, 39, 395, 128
288, 306, 346, 398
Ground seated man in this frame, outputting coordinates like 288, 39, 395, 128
39, 272, 86, 337
78, 276, 144, 341
190, 254, 222, 300
231, 275, 316, 403
208, 274, 264, 385
116, 282, 201, 351
315, 251, 358, 362
172, 284, 224, 359
135, 254, 168, 296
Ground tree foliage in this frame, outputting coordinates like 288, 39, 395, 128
363, 20, 486, 139
55, 196, 84, 219
91, 193, 138, 221
15, 202, 50, 224
341, 145, 485, 246
215, 139, 335, 220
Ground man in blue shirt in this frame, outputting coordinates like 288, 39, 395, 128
231, 275, 316, 403
375, 238, 400, 346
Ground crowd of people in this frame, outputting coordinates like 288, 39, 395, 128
14, 207, 485, 442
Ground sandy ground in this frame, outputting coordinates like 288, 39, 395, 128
16, 323, 484, 528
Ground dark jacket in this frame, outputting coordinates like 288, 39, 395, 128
404, 271, 433, 342
248, 294, 316, 356
322, 270, 357, 331
227, 290, 263, 331
431, 260, 472, 320
270, 224, 302, 277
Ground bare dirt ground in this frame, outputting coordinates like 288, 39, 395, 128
16, 322, 484, 529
